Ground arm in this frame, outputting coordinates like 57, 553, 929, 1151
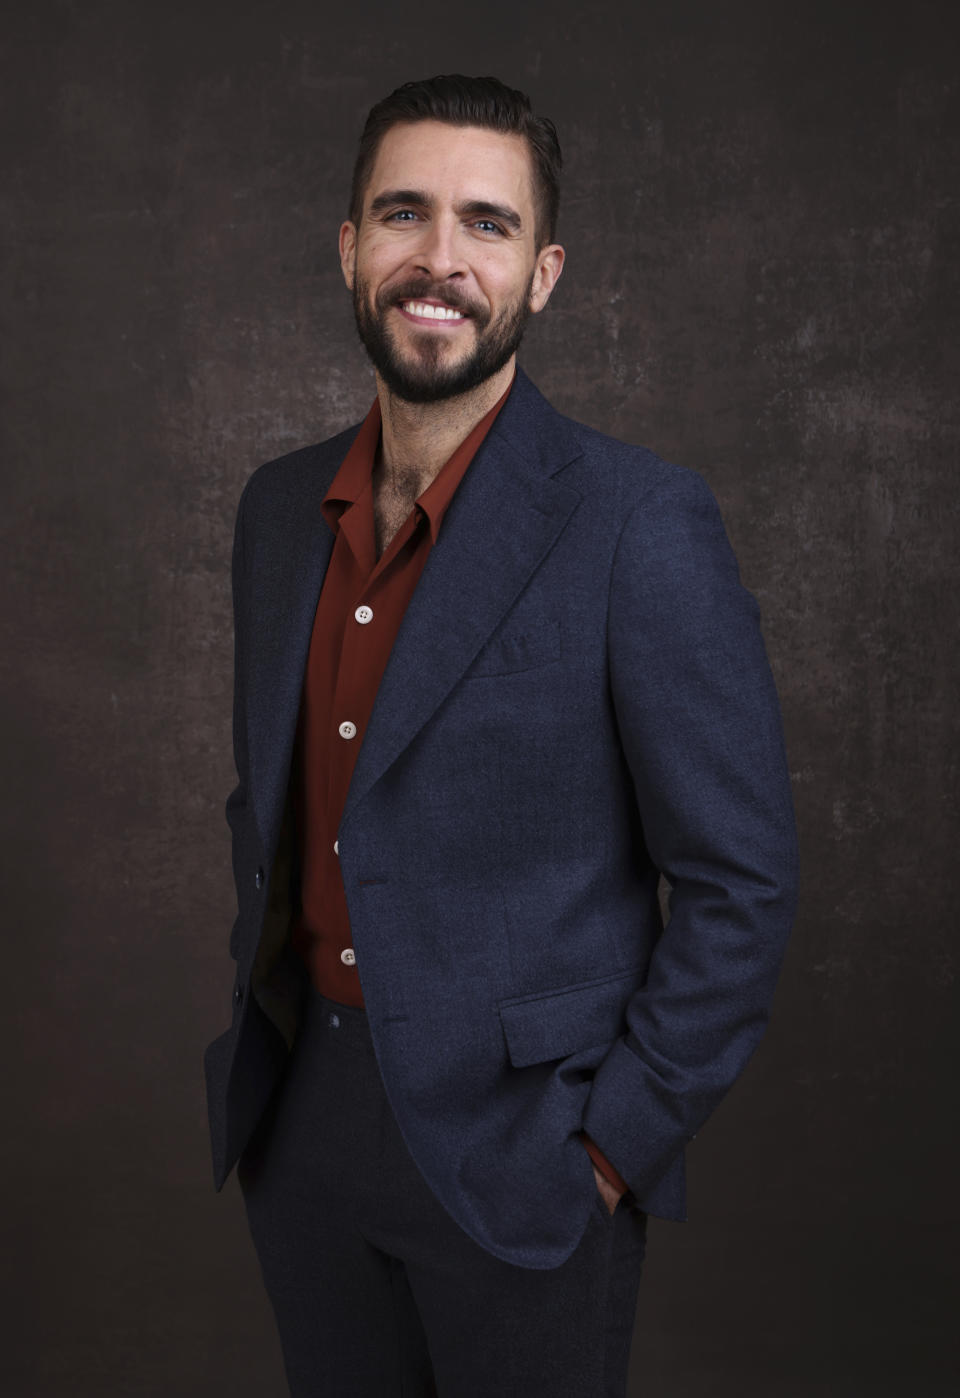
582, 469, 799, 1199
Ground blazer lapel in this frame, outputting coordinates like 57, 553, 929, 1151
340, 369, 584, 831
245, 440, 343, 850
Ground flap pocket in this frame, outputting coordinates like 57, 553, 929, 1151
466, 616, 561, 677
497, 966, 643, 1068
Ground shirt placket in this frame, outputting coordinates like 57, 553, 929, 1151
328, 499, 425, 852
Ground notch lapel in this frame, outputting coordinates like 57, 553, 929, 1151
340, 370, 583, 831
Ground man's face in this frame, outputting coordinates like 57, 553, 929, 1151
339, 120, 563, 403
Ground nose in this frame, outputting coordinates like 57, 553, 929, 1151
413, 214, 465, 282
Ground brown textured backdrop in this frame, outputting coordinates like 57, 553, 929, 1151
2, 1, 957, 1393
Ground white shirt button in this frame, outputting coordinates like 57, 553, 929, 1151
338, 720, 357, 740
333, 840, 339, 855
340, 947, 356, 966
354, 605, 373, 624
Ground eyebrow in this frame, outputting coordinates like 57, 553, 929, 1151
367, 188, 523, 233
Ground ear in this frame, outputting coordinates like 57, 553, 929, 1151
528, 247, 567, 318
528, 244, 565, 314
339, 221, 357, 291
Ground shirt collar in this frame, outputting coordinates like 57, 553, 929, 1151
321, 370, 515, 545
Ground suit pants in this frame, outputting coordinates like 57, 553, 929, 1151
238, 988, 649, 1397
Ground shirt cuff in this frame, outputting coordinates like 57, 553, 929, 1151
578, 1130, 631, 1195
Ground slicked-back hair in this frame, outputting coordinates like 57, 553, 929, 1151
349, 74, 562, 250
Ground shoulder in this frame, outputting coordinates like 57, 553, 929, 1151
236, 421, 362, 520
508, 369, 710, 513
555, 419, 746, 598
552, 407, 720, 523
522, 388, 741, 586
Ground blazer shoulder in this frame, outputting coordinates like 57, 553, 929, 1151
238, 421, 363, 514
557, 411, 715, 515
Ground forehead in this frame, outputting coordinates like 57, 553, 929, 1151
364, 120, 536, 217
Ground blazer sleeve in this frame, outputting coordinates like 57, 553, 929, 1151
581, 467, 799, 1200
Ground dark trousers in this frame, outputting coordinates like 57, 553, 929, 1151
239, 989, 648, 1397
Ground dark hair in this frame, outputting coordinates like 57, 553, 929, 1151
349, 74, 562, 249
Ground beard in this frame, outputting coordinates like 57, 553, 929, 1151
351, 270, 535, 404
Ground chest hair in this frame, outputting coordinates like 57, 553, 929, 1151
372, 480, 421, 560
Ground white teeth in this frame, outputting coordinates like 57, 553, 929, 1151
402, 301, 465, 321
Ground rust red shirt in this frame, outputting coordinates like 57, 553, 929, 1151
290, 371, 629, 1197
290, 379, 512, 1001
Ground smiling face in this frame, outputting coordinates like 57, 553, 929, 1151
339, 120, 564, 404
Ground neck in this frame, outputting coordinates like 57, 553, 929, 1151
374, 357, 515, 496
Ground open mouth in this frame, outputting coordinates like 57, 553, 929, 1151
397, 299, 469, 326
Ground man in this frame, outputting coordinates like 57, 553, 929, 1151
204, 74, 798, 1397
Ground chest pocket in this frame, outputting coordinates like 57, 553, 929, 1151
465, 616, 562, 678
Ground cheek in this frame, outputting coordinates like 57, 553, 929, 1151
358, 236, 405, 284
476, 266, 524, 312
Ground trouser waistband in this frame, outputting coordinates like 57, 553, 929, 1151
300, 986, 373, 1052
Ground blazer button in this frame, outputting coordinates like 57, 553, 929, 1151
255, 867, 264, 890
233, 983, 244, 1006
340, 948, 356, 966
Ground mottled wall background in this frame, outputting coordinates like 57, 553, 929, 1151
2, 0, 957, 1393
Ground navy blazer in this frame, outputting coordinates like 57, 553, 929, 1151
204, 366, 799, 1269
